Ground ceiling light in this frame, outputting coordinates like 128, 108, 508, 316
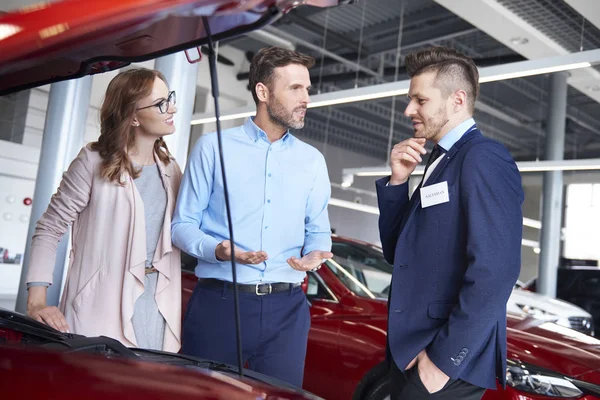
523, 217, 542, 229
341, 173, 354, 188
517, 159, 600, 172
343, 158, 600, 180
191, 110, 255, 125
510, 36, 529, 45
587, 84, 600, 92
328, 198, 379, 215
521, 239, 540, 248
190, 81, 410, 125
328, 197, 545, 238
246, 30, 295, 51
189, 48, 600, 126
478, 61, 590, 83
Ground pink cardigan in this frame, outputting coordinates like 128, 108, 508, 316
27, 144, 183, 352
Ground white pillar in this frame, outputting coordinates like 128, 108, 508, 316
15, 76, 92, 312
538, 72, 567, 298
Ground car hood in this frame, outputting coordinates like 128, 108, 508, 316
1, 345, 321, 400
507, 313, 600, 381
0, 0, 343, 95
0, 308, 321, 399
508, 289, 591, 318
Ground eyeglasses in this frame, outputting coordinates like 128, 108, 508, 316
136, 90, 176, 114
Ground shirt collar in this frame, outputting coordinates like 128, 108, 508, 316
243, 117, 291, 145
438, 117, 476, 152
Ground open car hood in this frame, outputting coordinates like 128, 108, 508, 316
0, 0, 345, 96
0, 308, 321, 399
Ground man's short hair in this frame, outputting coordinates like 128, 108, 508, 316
249, 47, 315, 105
405, 46, 479, 113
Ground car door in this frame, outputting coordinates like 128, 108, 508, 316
303, 271, 345, 400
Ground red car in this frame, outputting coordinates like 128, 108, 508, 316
0, 309, 321, 400
181, 236, 600, 400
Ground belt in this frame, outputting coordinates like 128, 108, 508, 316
198, 278, 301, 296
145, 266, 158, 274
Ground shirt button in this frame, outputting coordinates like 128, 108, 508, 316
265, 226, 268, 230
267, 199, 271, 203
269, 148, 272, 152
268, 173, 272, 177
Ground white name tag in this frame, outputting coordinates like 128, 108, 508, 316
420, 181, 450, 208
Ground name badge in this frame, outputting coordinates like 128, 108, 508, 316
421, 181, 450, 208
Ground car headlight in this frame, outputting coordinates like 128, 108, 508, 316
506, 360, 583, 398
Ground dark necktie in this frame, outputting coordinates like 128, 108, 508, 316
423, 144, 443, 179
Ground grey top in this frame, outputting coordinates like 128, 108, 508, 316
133, 163, 167, 267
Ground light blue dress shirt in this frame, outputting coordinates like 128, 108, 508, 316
438, 117, 476, 152
171, 117, 332, 284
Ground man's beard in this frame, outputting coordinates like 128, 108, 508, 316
418, 106, 449, 140
267, 97, 306, 130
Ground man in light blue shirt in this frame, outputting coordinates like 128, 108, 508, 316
172, 46, 332, 387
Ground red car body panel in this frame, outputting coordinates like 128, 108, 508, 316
0, 0, 340, 95
0, 344, 317, 400
181, 236, 600, 400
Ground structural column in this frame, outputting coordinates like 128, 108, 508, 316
538, 72, 568, 298
15, 76, 93, 312
155, 51, 199, 168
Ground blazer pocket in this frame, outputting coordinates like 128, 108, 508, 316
428, 302, 457, 319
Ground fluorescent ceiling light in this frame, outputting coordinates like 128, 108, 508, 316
191, 110, 255, 125
479, 62, 591, 83
329, 197, 544, 238
517, 159, 600, 172
190, 49, 600, 126
190, 81, 410, 125
344, 158, 600, 179
246, 30, 295, 51
522, 239, 540, 248
523, 217, 542, 229
328, 197, 379, 215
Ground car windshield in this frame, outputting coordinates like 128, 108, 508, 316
326, 240, 393, 299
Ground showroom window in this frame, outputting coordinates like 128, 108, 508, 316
563, 184, 600, 261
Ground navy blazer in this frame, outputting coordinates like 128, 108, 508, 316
376, 129, 524, 390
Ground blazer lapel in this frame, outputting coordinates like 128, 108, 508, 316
400, 130, 482, 231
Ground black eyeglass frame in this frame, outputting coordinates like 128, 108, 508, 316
136, 90, 176, 114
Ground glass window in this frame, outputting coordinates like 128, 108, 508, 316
564, 183, 600, 260
326, 241, 393, 299
306, 272, 335, 301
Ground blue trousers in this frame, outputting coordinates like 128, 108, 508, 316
182, 281, 311, 387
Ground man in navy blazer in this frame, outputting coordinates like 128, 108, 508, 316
376, 47, 524, 399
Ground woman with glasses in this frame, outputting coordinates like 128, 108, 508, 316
25, 68, 183, 352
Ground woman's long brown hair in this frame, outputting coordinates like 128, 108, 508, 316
91, 68, 172, 184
